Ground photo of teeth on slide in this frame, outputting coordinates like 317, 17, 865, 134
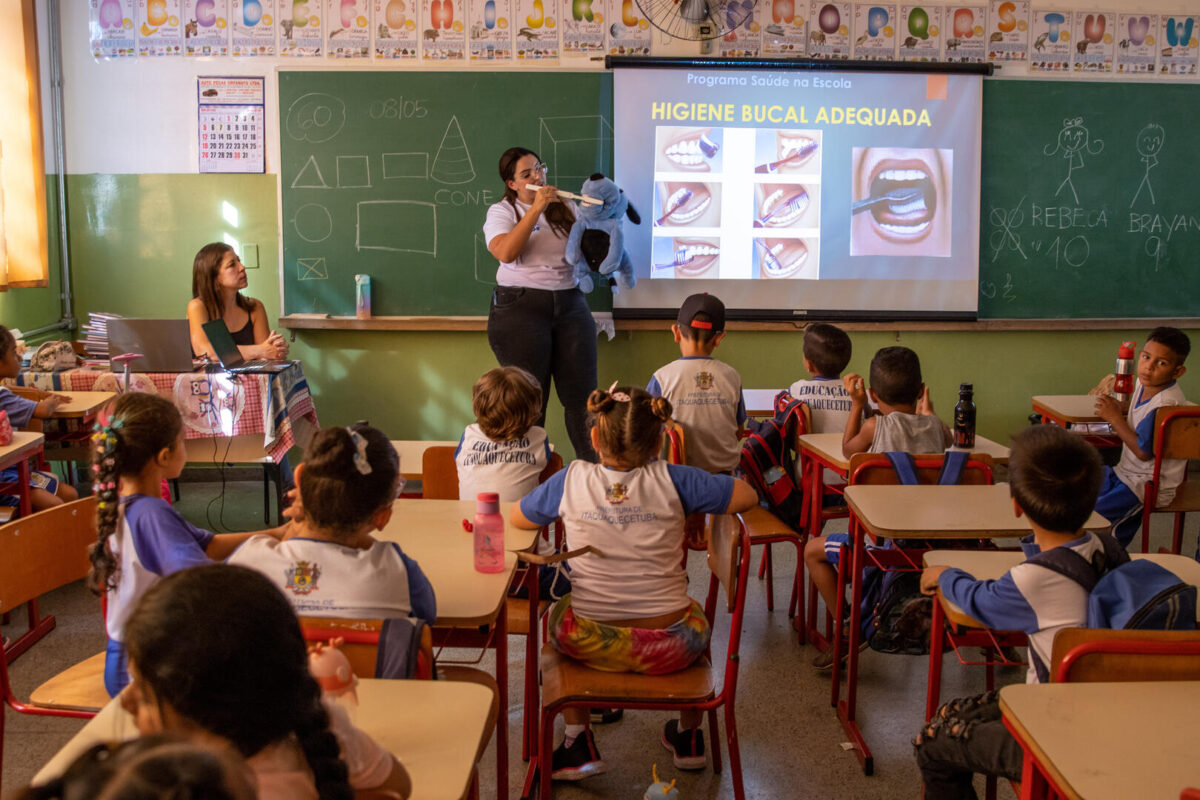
753, 237, 819, 279
753, 129, 822, 177
651, 236, 720, 278
653, 182, 721, 228
654, 127, 724, 173
850, 147, 952, 257
753, 183, 820, 229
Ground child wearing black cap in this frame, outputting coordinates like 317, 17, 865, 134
646, 293, 746, 473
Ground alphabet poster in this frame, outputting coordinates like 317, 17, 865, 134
137, 0, 183, 55
897, 4, 942, 61
607, 0, 652, 56
422, 0, 466, 58
1115, 13, 1157, 75
718, 1, 762, 58
514, 0, 559, 59
374, 0, 420, 58
279, 0, 322, 55
90, 0, 138, 59
469, 0, 514, 59
807, 0, 851, 58
852, 2, 897, 60
326, 0, 370, 56
561, 0, 603, 54
761, 0, 806, 57
1028, 8, 1070, 73
986, 0, 1028, 62
1158, 14, 1199, 75
1071, 11, 1113, 72
943, 5, 987, 62
183, 0, 229, 55
230, 0, 276, 55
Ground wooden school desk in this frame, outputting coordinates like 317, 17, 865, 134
33, 678, 495, 800
1000, 681, 1200, 800
0, 431, 46, 519
743, 388, 780, 417
922, 550, 1200, 721
834, 483, 1106, 775
376, 498, 539, 800
1031, 394, 1118, 447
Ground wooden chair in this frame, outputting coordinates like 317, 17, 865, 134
532, 514, 752, 799
1050, 627, 1200, 683
0, 498, 108, 785
299, 617, 498, 800
1138, 406, 1200, 554
391, 440, 460, 497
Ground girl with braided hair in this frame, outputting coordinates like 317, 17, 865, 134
121, 564, 410, 800
89, 392, 286, 696
512, 384, 757, 781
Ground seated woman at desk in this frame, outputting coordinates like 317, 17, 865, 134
187, 243, 289, 363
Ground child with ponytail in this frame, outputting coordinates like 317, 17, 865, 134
512, 383, 757, 781
229, 424, 435, 622
121, 563, 411, 800
89, 392, 285, 697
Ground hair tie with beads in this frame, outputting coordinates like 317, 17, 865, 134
346, 428, 373, 475
606, 380, 631, 403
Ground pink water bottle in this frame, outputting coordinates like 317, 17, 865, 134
1113, 340, 1137, 405
473, 492, 505, 573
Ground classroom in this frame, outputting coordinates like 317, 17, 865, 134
2, 0, 1200, 797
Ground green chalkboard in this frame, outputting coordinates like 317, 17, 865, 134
280, 71, 613, 316
979, 80, 1200, 319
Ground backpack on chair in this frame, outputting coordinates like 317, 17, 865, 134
737, 391, 807, 529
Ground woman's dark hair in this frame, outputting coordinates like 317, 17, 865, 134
497, 147, 575, 239
124, 564, 353, 800
0, 325, 16, 362
16, 735, 254, 800
300, 424, 399, 537
587, 385, 672, 467
191, 242, 254, 323
473, 366, 543, 441
88, 393, 184, 595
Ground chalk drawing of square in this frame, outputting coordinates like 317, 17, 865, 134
357, 201, 437, 255
337, 155, 371, 188
383, 152, 429, 179
539, 115, 614, 187
473, 233, 498, 285
297, 257, 328, 280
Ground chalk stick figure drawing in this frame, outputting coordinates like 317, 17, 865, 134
1130, 122, 1164, 207
1043, 116, 1104, 205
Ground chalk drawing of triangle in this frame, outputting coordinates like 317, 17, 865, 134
292, 155, 330, 189
431, 116, 476, 185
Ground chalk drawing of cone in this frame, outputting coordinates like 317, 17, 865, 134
432, 116, 476, 184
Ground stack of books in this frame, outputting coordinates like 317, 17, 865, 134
78, 311, 121, 359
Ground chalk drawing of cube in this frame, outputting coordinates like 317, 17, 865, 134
357, 201, 437, 256
539, 115, 614, 190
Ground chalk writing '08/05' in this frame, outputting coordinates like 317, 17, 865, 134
368, 98, 430, 120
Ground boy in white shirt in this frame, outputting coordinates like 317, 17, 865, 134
788, 322, 855, 486
456, 366, 552, 503
647, 293, 746, 474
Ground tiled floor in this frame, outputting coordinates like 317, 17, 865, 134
3, 477, 1196, 799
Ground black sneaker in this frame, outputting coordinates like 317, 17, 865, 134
661, 720, 706, 770
551, 730, 606, 781
590, 707, 624, 724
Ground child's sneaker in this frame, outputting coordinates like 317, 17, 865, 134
661, 720, 706, 770
811, 625, 870, 671
551, 730, 606, 781
589, 707, 624, 724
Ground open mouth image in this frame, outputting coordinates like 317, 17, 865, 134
653, 236, 720, 277
654, 182, 719, 227
851, 148, 952, 257
754, 129, 821, 174
656, 127, 722, 172
754, 237, 812, 278
754, 184, 816, 228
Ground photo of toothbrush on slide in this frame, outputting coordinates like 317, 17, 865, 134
753, 128, 822, 176
753, 182, 820, 229
654, 127, 723, 173
651, 236, 720, 278
850, 147, 952, 257
654, 181, 721, 228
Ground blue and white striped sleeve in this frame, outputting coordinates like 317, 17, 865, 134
937, 568, 1040, 633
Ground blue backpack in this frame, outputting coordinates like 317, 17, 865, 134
1031, 532, 1197, 630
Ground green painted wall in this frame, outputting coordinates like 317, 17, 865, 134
60, 174, 1199, 460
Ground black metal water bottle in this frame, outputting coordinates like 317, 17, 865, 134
953, 383, 976, 448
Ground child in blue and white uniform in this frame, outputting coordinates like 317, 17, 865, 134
913, 424, 1109, 799
456, 366, 552, 503
229, 424, 435, 622
1091, 326, 1189, 547
512, 384, 757, 781
89, 392, 285, 696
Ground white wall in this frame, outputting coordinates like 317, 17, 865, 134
39, 0, 1195, 174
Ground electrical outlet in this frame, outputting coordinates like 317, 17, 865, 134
242, 243, 259, 268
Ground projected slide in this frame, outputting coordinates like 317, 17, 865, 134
614, 65, 983, 317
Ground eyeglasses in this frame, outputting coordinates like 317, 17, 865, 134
516, 162, 548, 179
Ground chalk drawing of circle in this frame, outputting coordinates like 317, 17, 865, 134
285, 92, 346, 143
294, 203, 333, 242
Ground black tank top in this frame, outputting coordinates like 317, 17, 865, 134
229, 315, 255, 346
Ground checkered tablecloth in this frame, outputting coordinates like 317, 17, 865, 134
16, 364, 318, 463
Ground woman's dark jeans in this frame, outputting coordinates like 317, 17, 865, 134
487, 286, 597, 462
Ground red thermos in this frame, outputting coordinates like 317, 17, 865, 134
1113, 341, 1137, 404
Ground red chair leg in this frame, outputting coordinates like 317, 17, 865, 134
707, 707, 722, 774
1172, 512, 1186, 555
926, 597, 946, 721
724, 703, 746, 800
539, 708, 556, 800
757, 546, 767, 579
764, 544, 775, 611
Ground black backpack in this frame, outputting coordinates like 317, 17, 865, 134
737, 392, 807, 529
862, 451, 969, 655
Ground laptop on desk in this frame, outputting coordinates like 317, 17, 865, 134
201, 319, 294, 374
107, 319, 198, 372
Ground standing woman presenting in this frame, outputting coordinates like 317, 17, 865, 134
187, 242, 289, 362
483, 148, 598, 461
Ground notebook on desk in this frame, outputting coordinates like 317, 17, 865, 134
107, 319, 197, 372
201, 319, 294, 374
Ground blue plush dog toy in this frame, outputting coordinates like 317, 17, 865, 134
564, 173, 640, 293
